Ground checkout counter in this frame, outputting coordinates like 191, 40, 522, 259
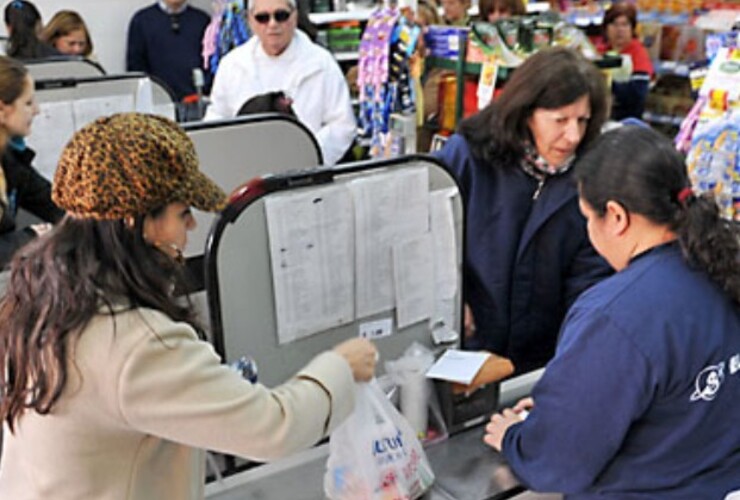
201, 159, 551, 498
204, 371, 545, 500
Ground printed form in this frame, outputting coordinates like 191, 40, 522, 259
393, 232, 434, 328
429, 188, 459, 342
265, 184, 354, 344
349, 167, 430, 319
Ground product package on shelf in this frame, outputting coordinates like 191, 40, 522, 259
424, 25, 468, 59
357, 8, 420, 158
680, 47, 740, 221
685, 110, 740, 221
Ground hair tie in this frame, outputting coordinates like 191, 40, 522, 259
11, 0, 23, 8
676, 187, 695, 207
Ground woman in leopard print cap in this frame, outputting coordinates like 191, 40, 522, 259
0, 112, 377, 500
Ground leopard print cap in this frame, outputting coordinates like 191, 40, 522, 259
53, 113, 227, 220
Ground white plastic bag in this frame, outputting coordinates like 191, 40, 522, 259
324, 379, 436, 500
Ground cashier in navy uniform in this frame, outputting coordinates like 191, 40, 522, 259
485, 126, 740, 498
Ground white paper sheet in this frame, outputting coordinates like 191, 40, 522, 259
430, 188, 458, 300
135, 78, 154, 114
27, 100, 76, 181
393, 232, 434, 328
425, 349, 491, 385
72, 94, 135, 131
429, 188, 460, 343
350, 167, 430, 318
265, 184, 355, 344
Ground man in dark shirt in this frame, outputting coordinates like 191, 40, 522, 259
126, 0, 210, 101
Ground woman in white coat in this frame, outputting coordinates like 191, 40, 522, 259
205, 0, 356, 166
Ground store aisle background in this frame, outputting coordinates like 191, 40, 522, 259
0, 0, 213, 74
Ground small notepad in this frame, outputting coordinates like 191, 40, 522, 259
425, 349, 491, 385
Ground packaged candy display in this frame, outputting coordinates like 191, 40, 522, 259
680, 47, 740, 221
357, 9, 421, 158
686, 114, 740, 220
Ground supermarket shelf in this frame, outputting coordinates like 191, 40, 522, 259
426, 55, 618, 76
309, 9, 373, 24
426, 56, 483, 75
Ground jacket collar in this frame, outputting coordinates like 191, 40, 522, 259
249, 30, 323, 81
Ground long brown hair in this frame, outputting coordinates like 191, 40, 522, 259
0, 56, 29, 149
458, 47, 609, 166
0, 214, 203, 432
40, 10, 94, 57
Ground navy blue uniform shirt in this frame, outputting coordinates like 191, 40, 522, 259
503, 242, 740, 498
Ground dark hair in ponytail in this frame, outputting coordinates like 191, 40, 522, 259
575, 126, 740, 303
4, 0, 45, 59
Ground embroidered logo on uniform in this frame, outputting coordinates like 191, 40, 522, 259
730, 354, 740, 376
690, 362, 725, 402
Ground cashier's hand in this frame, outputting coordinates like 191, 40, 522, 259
483, 399, 532, 451
334, 338, 378, 382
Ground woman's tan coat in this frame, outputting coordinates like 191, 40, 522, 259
0, 306, 355, 499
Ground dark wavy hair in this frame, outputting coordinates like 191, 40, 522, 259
4, 0, 47, 59
575, 126, 740, 303
458, 47, 609, 167
0, 214, 203, 432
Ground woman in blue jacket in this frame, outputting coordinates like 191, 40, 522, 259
485, 126, 740, 498
434, 47, 612, 374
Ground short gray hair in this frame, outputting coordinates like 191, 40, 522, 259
247, 0, 297, 11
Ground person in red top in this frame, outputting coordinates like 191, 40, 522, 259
600, 2, 654, 120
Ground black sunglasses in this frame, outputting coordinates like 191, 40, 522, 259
253, 9, 293, 24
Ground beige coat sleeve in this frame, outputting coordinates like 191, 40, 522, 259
115, 310, 355, 461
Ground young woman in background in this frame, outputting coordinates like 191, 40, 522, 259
40, 10, 94, 58
0, 55, 63, 268
598, 2, 654, 120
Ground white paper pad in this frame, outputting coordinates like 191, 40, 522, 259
425, 349, 491, 385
